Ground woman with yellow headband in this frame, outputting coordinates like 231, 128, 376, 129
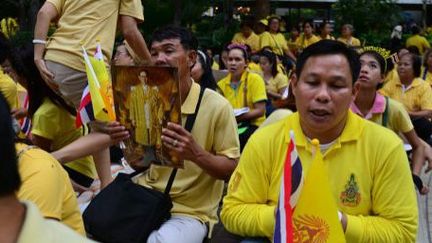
217, 43, 267, 151
353, 48, 432, 194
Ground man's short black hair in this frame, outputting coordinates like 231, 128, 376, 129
0, 93, 20, 196
150, 25, 198, 51
295, 40, 360, 84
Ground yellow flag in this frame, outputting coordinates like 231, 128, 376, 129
82, 45, 116, 122
88, 55, 116, 121
292, 139, 345, 243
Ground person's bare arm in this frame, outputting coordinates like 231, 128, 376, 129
409, 110, 432, 119
34, 2, 58, 88
119, 15, 151, 63
161, 122, 237, 180
236, 101, 266, 122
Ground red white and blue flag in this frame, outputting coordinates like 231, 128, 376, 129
75, 85, 94, 127
274, 131, 304, 243
19, 95, 31, 136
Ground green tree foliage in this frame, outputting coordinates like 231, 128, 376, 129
333, 0, 402, 46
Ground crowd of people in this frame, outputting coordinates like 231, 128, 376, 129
1, 0, 432, 242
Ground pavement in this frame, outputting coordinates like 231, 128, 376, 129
417, 169, 432, 243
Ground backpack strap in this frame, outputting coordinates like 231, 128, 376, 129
163, 85, 206, 195
382, 96, 389, 127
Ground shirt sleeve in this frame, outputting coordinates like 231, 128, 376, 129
391, 100, 414, 133
275, 73, 288, 91
221, 138, 276, 238
119, 0, 144, 21
250, 74, 267, 103
46, 0, 64, 14
213, 101, 240, 159
344, 141, 418, 242
17, 151, 64, 220
31, 106, 58, 140
260, 33, 271, 49
420, 84, 432, 110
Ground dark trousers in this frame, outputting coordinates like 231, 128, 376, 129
411, 117, 432, 145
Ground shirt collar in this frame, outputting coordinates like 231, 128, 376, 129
284, 111, 364, 153
181, 81, 201, 114
350, 93, 386, 119
395, 77, 423, 88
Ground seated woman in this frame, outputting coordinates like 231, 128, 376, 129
218, 43, 267, 151
0, 92, 86, 235
9, 44, 98, 190
353, 48, 432, 194
380, 52, 432, 144
294, 20, 320, 54
191, 50, 217, 90
259, 50, 288, 116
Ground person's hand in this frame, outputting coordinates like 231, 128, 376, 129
11, 108, 27, 119
105, 121, 130, 143
424, 144, 432, 173
161, 122, 203, 162
34, 58, 57, 90
91, 121, 129, 142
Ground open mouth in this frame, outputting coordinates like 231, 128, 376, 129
309, 109, 331, 120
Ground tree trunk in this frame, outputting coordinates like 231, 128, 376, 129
254, 0, 270, 21
224, 0, 234, 28
173, 0, 182, 26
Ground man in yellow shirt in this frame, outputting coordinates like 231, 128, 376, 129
221, 40, 417, 242
406, 26, 431, 55
232, 20, 260, 53
137, 26, 240, 243
0, 93, 94, 243
337, 24, 361, 47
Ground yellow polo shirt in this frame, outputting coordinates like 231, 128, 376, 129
260, 32, 289, 56
232, 32, 260, 53
16, 143, 85, 235
380, 77, 432, 112
265, 72, 288, 94
136, 82, 240, 230
31, 98, 96, 179
406, 34, 431, 55
45, 0, 144, 72
218, 71, 268, 126
337, 36, 361, 47
17, 201, 94, 243
295, 34, 320, 49
0, 68, 18, 109
221, 111, 417, 242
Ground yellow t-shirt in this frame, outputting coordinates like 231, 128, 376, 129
212, 61, 220, 71
221, 111, 417, 242
384, 64, 398, 84
295, 34, 320, 50
218, 71, 268, 126
351, 96, 413, 134
0, 68, 18, 109
260, 32, 289, 56
232, 32, 260, 53
265, 72, 288, 94
406, 34, 431, 55
136, 82, 240, 231
247, 62, 262, 75
380, 77, 432, 112
17, 201, 95, 243
337, 36, 361, 47
31, 98, 96, 179
45, 0, 144, 72
16, 143, 85, 235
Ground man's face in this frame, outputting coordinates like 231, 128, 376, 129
241, 26, 252, 38
304, 23, 313, 36
292, 54, 354, 141
150, 38, 195, 81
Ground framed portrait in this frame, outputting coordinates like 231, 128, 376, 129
112, 66, 183, 169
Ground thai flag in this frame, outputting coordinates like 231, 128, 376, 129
75, 85, 94, 127
274, 131, 304, 243
19, 95, 31, 136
